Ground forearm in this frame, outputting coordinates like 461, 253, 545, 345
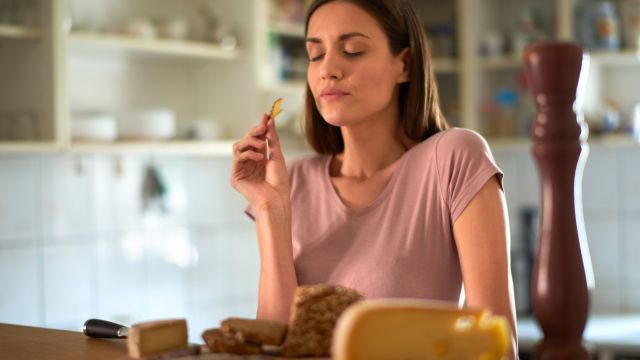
254, 202, 298, 323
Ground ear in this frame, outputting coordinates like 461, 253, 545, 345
396, 47, 410, 84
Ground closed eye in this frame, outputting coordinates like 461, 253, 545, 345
308, 51, 364, 62
343, 50, 364, 57
309, 53, 325, 62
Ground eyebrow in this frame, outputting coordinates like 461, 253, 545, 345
305, 32, 371, 44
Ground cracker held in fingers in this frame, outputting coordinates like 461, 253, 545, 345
266, 97, 283, 160
269, 97, 284, 120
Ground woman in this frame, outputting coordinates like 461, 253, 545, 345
231, 0, 517, 356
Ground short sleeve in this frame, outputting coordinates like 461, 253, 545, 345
436, 128, 503, 224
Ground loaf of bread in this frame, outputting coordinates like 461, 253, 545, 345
282, 284, 365, 357
221, 317, 288, 346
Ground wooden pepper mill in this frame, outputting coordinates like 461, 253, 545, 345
523, 42, 595, 359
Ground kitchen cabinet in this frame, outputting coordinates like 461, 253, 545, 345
1, 0, 638, 155
257, 0, 640, 147
1, 0, 252, 156
0, 0, 62, 152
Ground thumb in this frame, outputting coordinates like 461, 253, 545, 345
266, 118, 285, 162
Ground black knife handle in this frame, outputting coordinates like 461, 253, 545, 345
83, 319, 127, 338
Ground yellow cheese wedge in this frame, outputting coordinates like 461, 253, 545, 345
127, 319, 188, 358
332, 299, 510, 360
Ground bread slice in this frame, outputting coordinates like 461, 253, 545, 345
221, 318, 287, 346
201, 328, 261, 355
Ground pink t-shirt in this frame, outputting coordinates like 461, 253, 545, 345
246, 128, 502, 303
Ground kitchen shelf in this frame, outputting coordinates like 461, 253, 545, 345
487, 134, 640, 151
0, 142, 60, 153
433, 57, 460, 74
67, 140, 235, 156
268, 22, 305, 39
588, 50, 640, 67
480, 55, 523, 71
262, 80, 307, 93
0, 24, 41, 40
67, 32, 241, 61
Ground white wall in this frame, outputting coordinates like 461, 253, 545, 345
0, 154, 260, 342
1, 142, 638, 343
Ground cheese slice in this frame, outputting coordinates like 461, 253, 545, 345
127, 319, 188, 358
332, 299, 510, 360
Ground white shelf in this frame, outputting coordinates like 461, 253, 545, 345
487, 134, 640, 151
261, 80, 307, 93
0, 142, 60, 153
268, 22, 305, 39
67, 140, 235, 156
433, 57, 460, 74
67, 32, 241, 61
0, 24, 41, 40
480, 55, 523, 70
588, 50, 640, 67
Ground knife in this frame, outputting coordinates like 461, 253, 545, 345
83, 319, 129, 339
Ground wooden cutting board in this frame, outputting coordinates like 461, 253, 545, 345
0, 323, 329, 360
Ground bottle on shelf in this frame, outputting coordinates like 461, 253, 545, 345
575, 0, 621, 51
494, 89, 518, 137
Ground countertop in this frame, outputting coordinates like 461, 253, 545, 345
518, 315, 640, 360
0, 323, 328, 360
4, 317, 640, 360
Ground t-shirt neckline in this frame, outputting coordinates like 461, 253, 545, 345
323, 147, 416, 216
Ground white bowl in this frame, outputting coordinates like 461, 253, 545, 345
71, 114, 117, 142
119, 109, 176, 140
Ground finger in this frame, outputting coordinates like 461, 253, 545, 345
237, 150, 265, 162
265, 118, 284, 161
250, 123, 267, 137
234, 137, 267, 154
260, 113, 270, 131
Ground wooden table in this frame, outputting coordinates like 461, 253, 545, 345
0, 323, 329, 360
0, 323, 128, 360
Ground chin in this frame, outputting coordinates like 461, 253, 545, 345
321, 111, 357, 128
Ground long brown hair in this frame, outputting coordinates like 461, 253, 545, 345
303, 0, 448, 154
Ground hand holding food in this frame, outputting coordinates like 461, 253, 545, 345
230, 97, 291, 212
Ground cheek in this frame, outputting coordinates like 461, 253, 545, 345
351, 60, 398, 103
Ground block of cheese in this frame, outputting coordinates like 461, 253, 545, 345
127, 319, 188, 359
332, 299, 510, 360
221, 317, 288, 346
282, 284, 365, 357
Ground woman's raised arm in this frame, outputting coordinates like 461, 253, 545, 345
231, 114, 298, 322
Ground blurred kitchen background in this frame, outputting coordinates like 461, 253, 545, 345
0, 0, 639, 353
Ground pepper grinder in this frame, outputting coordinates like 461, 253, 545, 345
523, 41, 595, 359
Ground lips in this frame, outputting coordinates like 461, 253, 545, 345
320, 87, 349, 101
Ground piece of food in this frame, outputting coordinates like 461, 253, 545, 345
332, 299, 510, 360
221, 318, 288, 346
282, 284, 365, 357
127, 319, 188, 359
201, 328, 225, 353
269, 97, 283, 119
202, 328, 262, 355
145, 344, 201, 360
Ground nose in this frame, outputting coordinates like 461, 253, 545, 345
319, 51, 344, 81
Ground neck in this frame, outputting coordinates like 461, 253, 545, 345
335, 104, 414, 180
